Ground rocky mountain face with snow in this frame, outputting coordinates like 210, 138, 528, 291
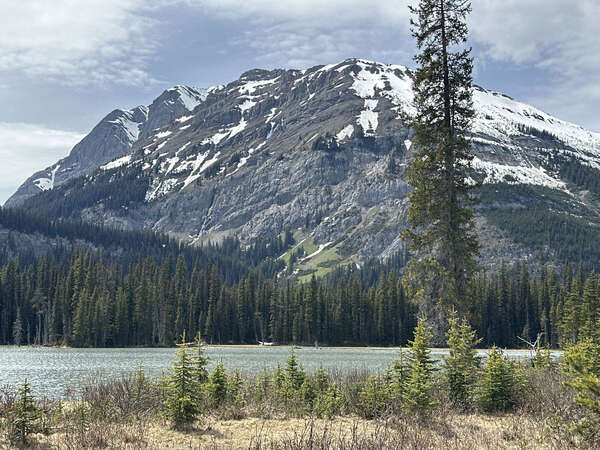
9, 59, 600, 275
5, 86, 207, 208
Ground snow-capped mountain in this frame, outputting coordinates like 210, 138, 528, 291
9, 59, 600, 272
5, 86, 207, 207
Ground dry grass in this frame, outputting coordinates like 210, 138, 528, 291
8, 412, 590, 450
1, 365, 596, 449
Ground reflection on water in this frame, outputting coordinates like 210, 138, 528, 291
0, 346, 561, 399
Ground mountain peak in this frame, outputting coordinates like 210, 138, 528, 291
9, 59, 600, 273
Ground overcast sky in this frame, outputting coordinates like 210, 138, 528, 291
1, 0, 599, 204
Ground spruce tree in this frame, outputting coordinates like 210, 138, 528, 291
207, 362, 228, 407
193, 333, 210, 384
9, 379, 39, 445
563, 339, 600, 428
162, 332, 200, 428
12, 307, 23, 346
403, 0, 478, 326
476, 346, 515, 412
444, 312, 481, 407
402, 318, 437, 415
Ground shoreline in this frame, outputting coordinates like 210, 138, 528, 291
0, 344, 562, 352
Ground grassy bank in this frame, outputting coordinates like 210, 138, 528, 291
0, 361, 597, 449
8, 413, 589, 449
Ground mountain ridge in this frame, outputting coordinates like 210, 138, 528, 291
8, 58, 600, 276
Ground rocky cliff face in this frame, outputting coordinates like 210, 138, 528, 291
5, 86, 207, 208
10, 59, 600, 276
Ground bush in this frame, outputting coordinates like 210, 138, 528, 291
476, 346, 515, 412
386, 349, 409, 398
314, 383, 344, 418
275, 350, 307, 403
358, 375, 392, 419
533, 344, 553, 370
207, 362, 228, 408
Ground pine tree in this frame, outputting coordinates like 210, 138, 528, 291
162, 332, 200, 428
476, 346, 515, 412
9, 379, 39, 445
193, 333, 210, 384
444, 312, 481, 407
207, 362, 228, 407
403, 0, 478, 323
402, 318, 437, 415
12, 307, 23, 346
284, 349, 306, 393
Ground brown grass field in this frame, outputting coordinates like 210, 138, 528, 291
12, 412, 590, 449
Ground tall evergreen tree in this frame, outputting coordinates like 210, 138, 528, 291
403, 0, 478, 330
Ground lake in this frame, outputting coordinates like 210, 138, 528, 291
0, 346, 560, 399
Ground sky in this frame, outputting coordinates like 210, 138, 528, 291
1, 0, 599, 204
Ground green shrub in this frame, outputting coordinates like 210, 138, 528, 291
207, 362, 228, 408
476, 346, 515, 412
228, 369, 245, 407
193, 333, 210, 384
533, 344, 553, 370
314, 383, 344, 418
284, 350, 306, 391
275, 350, 307, 403
358, 375, 392, 419
386, 349, 409, 398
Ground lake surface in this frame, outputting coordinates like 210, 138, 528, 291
0, 346, 561, 399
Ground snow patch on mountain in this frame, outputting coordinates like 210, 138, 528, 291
471, 157, 566, 191
101, 156, 131, 170
301, 242, 333, 262
336, 125, 354, 141
155, 130, 172, 140
176, 115, 193, 123
202, 131, 229, 146
169, 85, 207, 111
229, 118, 247, 138
349, 60, 414, 115
239, 100, 257, 113
238, 77, 279, 95
147, 178, 179, 201
33, 165, 61, 191
473, 87, 600, 154
357, 99, 379, 135
107, 112, 142, 142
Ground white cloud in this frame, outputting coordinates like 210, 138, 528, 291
0, 0, 158, 86
0, 123, 84, 205
470, 0, 600, 131
187, 0, 411, 24
187, 0, 414, 68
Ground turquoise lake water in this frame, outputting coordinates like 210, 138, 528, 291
0, 346, 560, 399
